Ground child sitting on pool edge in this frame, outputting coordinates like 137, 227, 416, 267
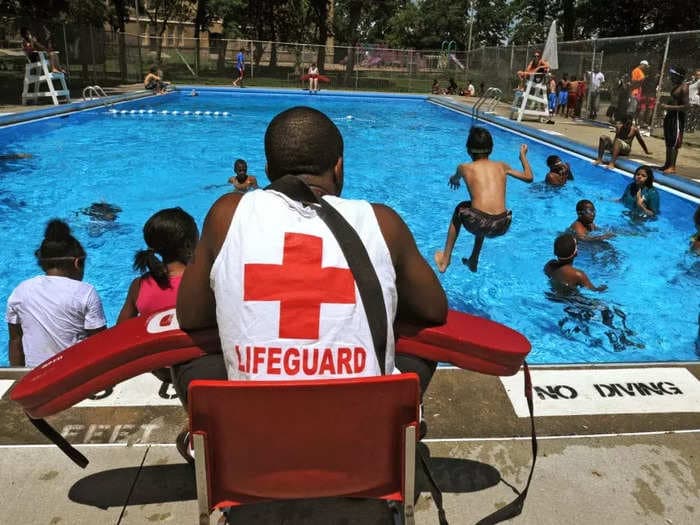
117, 207, 199, 383
434, 126, 533, 273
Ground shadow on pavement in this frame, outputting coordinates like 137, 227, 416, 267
67, 452, 501, 522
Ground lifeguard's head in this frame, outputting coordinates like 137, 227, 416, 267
466, 126, 493, 160
639, 60, 649, 70
264, 106, 344, 192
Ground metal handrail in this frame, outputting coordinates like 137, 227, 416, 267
472, 87, 503, 122
82, 85, 107, 100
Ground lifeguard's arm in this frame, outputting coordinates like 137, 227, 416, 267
372, 204, 447, 325
8, 323, 24, 367
177, 193, 241, 330
505, 144, 534, 182
116, 278, 141, 324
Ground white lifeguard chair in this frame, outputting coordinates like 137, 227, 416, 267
21, 51, 70, 105
513, 76, 550, 122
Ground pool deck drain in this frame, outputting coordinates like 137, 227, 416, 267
1, 364, 698, 524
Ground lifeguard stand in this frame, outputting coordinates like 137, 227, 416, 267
22, 51, 70, 105
513, 75, 549, 122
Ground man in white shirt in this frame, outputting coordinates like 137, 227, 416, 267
588, 68, 605, 119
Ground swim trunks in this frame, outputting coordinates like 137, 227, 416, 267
613, 138, 631, 155
451, 201, 512, 238
664, 110, 685, 149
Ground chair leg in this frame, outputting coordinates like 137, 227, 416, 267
193, 433, 210, 525
403, 425, 416, 525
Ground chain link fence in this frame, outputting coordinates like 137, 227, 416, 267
2, 21, 698, 140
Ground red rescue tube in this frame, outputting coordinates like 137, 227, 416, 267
300, 74, 331, 83
10, 308, 530, 418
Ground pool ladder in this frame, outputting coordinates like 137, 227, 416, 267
471, 87, 502, 122
82, 85, 107, 101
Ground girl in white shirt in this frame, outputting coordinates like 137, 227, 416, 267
6, 219, 106, 367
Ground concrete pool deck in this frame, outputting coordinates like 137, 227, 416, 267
1, 363, 698, 524
1, 87, 698, 523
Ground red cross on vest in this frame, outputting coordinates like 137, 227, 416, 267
244, 232, 356, 339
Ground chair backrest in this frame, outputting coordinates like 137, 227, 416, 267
188, 373, 420, 513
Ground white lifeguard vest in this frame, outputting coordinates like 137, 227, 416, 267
211, 189, 398, 381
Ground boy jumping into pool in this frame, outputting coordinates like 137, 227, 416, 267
434, 126, 533, 273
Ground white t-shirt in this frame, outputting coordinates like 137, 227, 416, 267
689, 79, 700, 106
6, 275, 106, 367
590, 71, 605, 91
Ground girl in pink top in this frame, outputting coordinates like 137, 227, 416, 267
117, 207, 198, 322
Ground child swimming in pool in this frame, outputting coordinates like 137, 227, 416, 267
545, 233, 644, 352
544, 155, 574, 186
569, 200, 615, 241
228, 158, 258, 192
434, 126, 533, 273
544, 233, 607, 292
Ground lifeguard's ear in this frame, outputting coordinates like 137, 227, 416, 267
333, 156, 344, 195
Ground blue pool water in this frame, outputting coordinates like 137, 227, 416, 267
1, 89, 698, 366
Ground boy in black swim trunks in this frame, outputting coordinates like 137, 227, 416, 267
435, 127, 533, 273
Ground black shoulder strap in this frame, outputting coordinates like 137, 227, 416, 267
419, 363, 537, 525
28, 415, 89, 468
266, 176, 388, 374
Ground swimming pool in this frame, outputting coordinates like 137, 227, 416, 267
1, 88, 698, 366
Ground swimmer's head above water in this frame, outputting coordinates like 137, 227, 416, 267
554, 233, 577, 261
576, 199, 596, 223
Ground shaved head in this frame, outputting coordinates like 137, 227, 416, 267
264, 106, 343, 181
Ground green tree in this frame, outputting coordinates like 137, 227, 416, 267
142, 0, 194, 64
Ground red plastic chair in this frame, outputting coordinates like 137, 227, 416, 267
188, 373, 420, 524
